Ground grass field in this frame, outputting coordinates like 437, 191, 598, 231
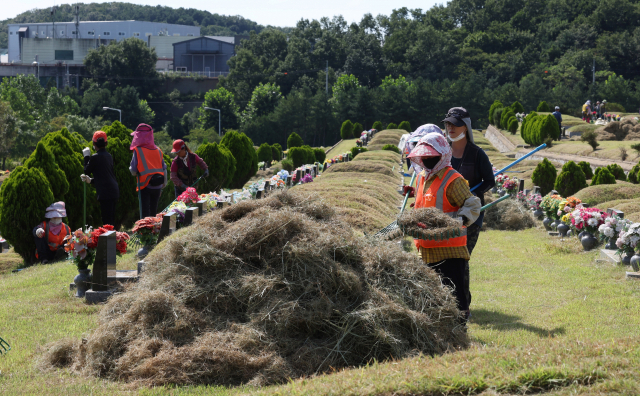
325, 138, 358, 157
2, 130, 640, 395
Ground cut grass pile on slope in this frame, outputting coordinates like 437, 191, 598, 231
574, 183, 640, 207
367, 129, 405, 151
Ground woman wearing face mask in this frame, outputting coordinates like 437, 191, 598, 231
442, 107, 495, 313
170, 139, 209, 198
80, 131, 120, 228
33, 201, 71, 264
407, 133, 481, 323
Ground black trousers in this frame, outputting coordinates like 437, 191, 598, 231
464, 223, 482, 307
34, 237, 65, 263
428, 257, 469, 312
99, 199, 117, 228
140, 188, 162, 219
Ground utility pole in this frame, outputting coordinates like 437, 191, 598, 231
325, 60, 328, 94
51, 6, 56, 39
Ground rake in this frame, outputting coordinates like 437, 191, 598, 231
0, 337, 10, 355
373, 143, 547, 238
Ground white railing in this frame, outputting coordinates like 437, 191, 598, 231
158, 70, 229, 78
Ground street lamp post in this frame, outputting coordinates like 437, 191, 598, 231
102, 107, 122, 123
32, 61, 39, 81
204, 107, 221, 136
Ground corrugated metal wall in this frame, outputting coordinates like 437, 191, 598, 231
173, 37, 235, 73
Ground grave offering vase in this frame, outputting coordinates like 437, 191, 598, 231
622, 250, 633, 265
630, 254, 640, 272
542, 217, 552, 231
491, 186, 498, 194
605, 236, 617, 250
557, 222, 570, 237
533, 208, 544, 220
137, 245, 153, 259
74, 268, 92, 298
580, 233, 598, 251
551, 219, 561, 230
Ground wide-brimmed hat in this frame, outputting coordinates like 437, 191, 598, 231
407, 142, 441, 159
45, 201, 66, 218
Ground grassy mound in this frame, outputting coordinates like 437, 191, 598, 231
596, 118, 640, 141
368, 130, 405, 151
42, 191, 468, 387
573, 183, 640, 207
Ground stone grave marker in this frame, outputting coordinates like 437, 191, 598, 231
524, 189, 531, 196
606, 208, 624, 218
518, 179, 525, 192
157, 212, 177, 244
85, 231, 116, 303
550, 189, 558, 195
305, 168, 311, 176
286, 175, 292, 187
216, 201, 231, 209
196, 200, 208, 215
533, 186, 541, 195
296, 169, 304, 181
0, 239, 8, 253
183, 207, 200, 226
256, 190, 264, 199
263, 181, 270, 191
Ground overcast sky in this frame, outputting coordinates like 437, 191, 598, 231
2, 1, 443, 26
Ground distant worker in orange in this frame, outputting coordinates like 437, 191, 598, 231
33, 201, 71, 264
129, 124, 167, 218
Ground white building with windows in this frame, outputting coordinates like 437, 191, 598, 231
7, 21, 199, 63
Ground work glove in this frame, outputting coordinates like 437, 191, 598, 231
36, 228, 45, 238
82, 147, 91, 157
204, 169, 210, 177
403, 186, 415, 198
409, 202, 415, 208
80, 174, 92, 184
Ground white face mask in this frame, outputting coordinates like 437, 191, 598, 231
50, 218, 62, 225
448, 131, 466, 142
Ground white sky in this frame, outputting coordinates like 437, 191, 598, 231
2, 1, 443, 27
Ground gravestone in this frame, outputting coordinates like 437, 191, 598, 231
524, 189, 531, 196
286, 175, 292, 187
550, 189, 558, 195
305, 168, 311, 176
606, 208, 624, 219
0, 239, 8, 253
256, 190, 263, 199
263, 181, 270, 190
183, 207, 200, 226
296, 169, 304, 181
518, 179, 525, 192
157, 212, 177, 244
196, 200, 208, 215
85, 231, 116, 303
533, 186, 541, 195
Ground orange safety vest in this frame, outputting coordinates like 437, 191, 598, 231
135, 147, 164, 191
414, 167, 467, 250
35, 221, 70, 259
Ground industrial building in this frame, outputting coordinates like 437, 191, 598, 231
172, 36, 237, 76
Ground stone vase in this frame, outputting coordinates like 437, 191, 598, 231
630, 254, 640, 272
551, 219, 561, 231
491, 186, 498, 194
533, 209, 544, 220
137, 245, 153, 259
581, 233, 598, 251
605, 236, 617, 250
557, 222, 570, 237
578, 230, 587, 240
498, 189, 506, 197
622, 250, 633, 265
542, 217, 552, 231
74, 268, 92, 298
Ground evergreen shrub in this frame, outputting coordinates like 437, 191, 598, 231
507, 117, 518, 134
489, 100, 503, 123
353, 122, 363, 136
351, 147, 368, 158
398, 121, 412, 132
554, 161, 588, 196
313, 148, 326, 164
372, 121, 383, 130
221, 130, 258, 188
287, 132, 304, 149
0, 166, 55, 263
577, 161, 593, 179
281, 158, 294, 172
271, 145, 282, 161
606, 163, 626, 181
196, 142, 237, 192
387, 122, 398, 129
301, 145, 316, 165
537, 101, 551, 112
531, 158, 557, 195
591, 167, 616, 186
500, 109, 515, 129
24, 142, 69, 201
520, 111, 538, 144
538, 114, 560, 144
628, 162, 640, 184
511, 101, 525, 114
493, 108, 504, 127
382, 144, 401, 153
257, 143, 273, 164
340, 120, 354, 139
288, 147, 310, 168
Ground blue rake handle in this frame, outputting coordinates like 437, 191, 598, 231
470, 143, 546, 192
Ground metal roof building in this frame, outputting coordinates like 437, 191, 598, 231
172, 36, 236, 76
7, 21, 200, 63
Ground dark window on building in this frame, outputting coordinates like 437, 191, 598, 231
103, 32, 111, 36
55, 50, 73, 60
88, 30, 95, 35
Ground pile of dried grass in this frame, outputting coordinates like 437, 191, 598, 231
596, 118, 640, 141
43, 190, 468, 387
396, 208, 463, 240
483, 198, 536, 231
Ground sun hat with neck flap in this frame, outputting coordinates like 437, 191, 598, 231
130, 123, 157, 151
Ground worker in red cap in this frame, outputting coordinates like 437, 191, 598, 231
170, 139, 208, 197
80, 131, 120, 228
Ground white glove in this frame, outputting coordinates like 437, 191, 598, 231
80, 174, 92, 184
36, 228, 45, 238
82, 147, 91, 157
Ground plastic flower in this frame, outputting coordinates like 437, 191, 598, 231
176, 187, 199, 205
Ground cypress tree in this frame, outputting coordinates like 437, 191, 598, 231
511, 101, 525, 113
24, 142, 69, 201
271, 145, 281, 161
398, 121, 412, 132
577, 161, 593, 179
554, 161, 588, 196
606, 163, 626, 181
501, 109, 515, 129
537, 101, 551, 112
353, 122, 364, 135
531, 158, 557, 195
591, 167, 616, 186
313, 148, 326, 163
288, 147, 306, 168
0, 166, 55, 263
340, 120, 354, 139
221, 130, 258, 188
301, 145, 316, 165
493, 108, 504, 127
489, 100, 503, 124
287, 132, 304, 149
273, 143, 283, 160
628, 162, 640, 184
537, 114, 560, 144
507, 117, 518, 134
387, 122, 398, 129
521, 111, 538, 144
372, 121, 383, 130
257, 143, 273, 164
196, 142, 237, 192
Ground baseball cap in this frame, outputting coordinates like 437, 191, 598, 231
442, 107, 470, 127
92, 131, 107, 142
171, 139, 186, 153
555, 106, 560, 110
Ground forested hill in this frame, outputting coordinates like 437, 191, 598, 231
0, 2, 266, 48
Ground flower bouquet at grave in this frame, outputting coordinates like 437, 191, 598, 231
527, 192, 542, 210
615, 222, 640, 255
176, 187, 199, 206
599, 215, 631, 245
502, 178, 518, 196
570, 207, 607, 235
356, 139, 362, 147
167, 201, 188, 227
540, 194, 563, 220
64, 227, 96, 271
132, 215, 163, 246
517, 191, 526, 201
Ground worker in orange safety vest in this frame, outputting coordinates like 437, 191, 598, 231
129, 124, 167, 218
33, 201, 71, 263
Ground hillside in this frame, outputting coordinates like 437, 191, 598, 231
0, 2, 268, 48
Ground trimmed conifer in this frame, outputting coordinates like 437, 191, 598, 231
628, 162, 640, 184
353, 122, 364, 136
257, 143, 273, 164
493, 108, 504, 127
511, 101, 524, 113
537, 101, 551, 112
577, 161, 593, 179
591, 167, 616, 186
554, 161, 588, 196
196, 142, 237, 192
387, 122, 398, 129
372, 121, 383, 130
489, 100, 503, 124
340, 120, 354, 139
287, 132, 304, 149
221, 130, 258, 188
24, 142, 69, 201
313, 148, 326, 163
271, 145, 281, 161
501, 109, 515, 129
398, 121, 412, 132
507, 117, 518, 134
606, 163, 626, 181
531, 158, 557, 195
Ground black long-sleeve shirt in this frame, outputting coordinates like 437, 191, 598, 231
451, 144, 495, 227
84, 148, 120, 201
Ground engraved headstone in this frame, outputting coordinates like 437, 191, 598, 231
256, 190, 263, 199
518, 179, 525, 192
183, 207, 199, 226
607, 208, 624, 219
92, 231, 116, 292
533, 186, 541, 195
296, 169, 303, 181
157, 212, 177, 244
196, 200, 208, 215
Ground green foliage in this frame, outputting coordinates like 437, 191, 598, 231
340, 120, 354, 139
537, 101, 551, 112
531, 158, 557, 196
287, 132, 304, 149
628, 162, 640, 184
0, 101, 18, 166
183, 127, 220, 147
606, 163, 627, 181
398, 121, 412, 132
488, 100, 503, 124
271, 145, 282, 161
493, 108, 504, 127
591, 167, 616, 186
606, 102, 626, 112
577, 161, 594, 180
507, 117, 518, 134
387, 123, 398, 130
200, 87, 240, 131
195, 142, 237, 192
288, 146, 315, 168
372, 121, 383, 130
631, 143, 640, 155
24, 142, 69, 201
301, 145, 317, 165
313, 148, 326, 163
257, 142, 273, 163
538, 114, 560, 143
351, 146, 368, 159
500, 109, 515, 129
511, 101, 524, 114
281, 158, 294, 172
242, 82, 282, 123
581, 131, 599, 150
382, 144, 401, 153
220, 130, 258, 188
554, 161, 588, 197
353, 122, 364, 136
0, 166, 55, 263
81, 85, 154, 128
